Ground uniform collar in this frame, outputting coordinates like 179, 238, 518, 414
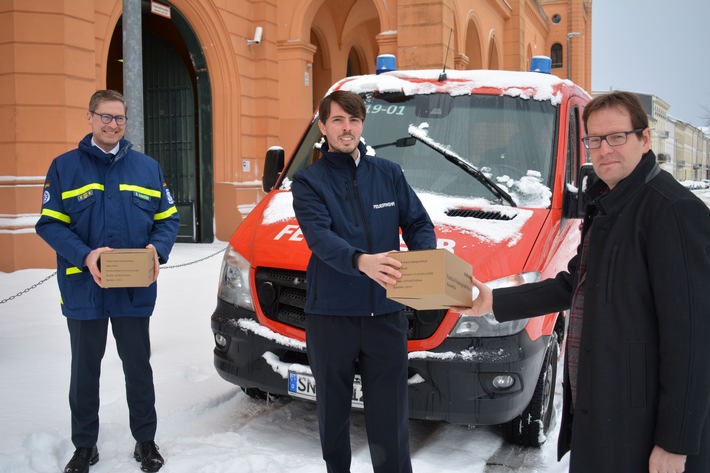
80, 133, 132, 162
321, 141, 368, 169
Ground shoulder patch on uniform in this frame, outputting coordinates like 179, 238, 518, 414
165, 187, 175, 205
43, 190, 50, 205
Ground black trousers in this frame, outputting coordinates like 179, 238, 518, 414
67, 317, 156, 448
306, 312, 413, 473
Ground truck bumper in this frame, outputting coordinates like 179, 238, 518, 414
212, 299, 548, 426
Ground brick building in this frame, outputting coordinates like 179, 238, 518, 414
0, 0, 592, 271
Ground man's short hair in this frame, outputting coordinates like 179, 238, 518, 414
89, 90, 127, 114
318, 90, 366, 124
582, 91, 648, 138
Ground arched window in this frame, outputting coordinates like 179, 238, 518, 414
551, 43, 563, 69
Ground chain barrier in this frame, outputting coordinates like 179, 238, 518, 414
0, 246, 226, 305
1, 271, 57, 304
161, 246, 226, 269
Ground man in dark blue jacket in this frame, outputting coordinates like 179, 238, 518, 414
291, 90, 436, 473
36, 90, 179, 473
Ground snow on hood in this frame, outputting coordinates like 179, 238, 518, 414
261, 190, 532, 245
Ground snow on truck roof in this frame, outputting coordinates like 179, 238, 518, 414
329, 69, 585, 105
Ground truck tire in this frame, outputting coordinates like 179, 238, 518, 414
241, 386, 280, 402
502, 332, 559, 447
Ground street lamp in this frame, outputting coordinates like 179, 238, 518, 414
566, 32, 580, 79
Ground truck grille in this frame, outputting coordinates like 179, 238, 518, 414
254, 267, 446, 340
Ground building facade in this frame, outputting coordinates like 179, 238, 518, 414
632, 92, 710, 182
0, 0, 592, 271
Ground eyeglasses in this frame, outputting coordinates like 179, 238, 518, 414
582, 128, 644, 149
91, 111, 127, 126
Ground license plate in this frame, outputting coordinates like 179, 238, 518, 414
288, 371, 364, 408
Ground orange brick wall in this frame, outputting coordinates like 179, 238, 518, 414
0, 0, 591, 271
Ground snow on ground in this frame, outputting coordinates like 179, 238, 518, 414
0, 241, 565, 473
3, 188, 709, 473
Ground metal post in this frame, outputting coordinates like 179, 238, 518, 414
122, 0, 144, 151
566, 32, 580, 80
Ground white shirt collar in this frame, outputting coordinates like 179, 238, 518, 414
91, 138, 120, 156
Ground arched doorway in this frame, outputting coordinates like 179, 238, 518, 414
465, 20, 483, 69
106, 1, 213, 243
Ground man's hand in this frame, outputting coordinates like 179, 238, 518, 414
84, 247, 113, 287
455, 274, 493, 316
357, 252, 402, 288
649, 445, 686, 473
146, 244, 160, 282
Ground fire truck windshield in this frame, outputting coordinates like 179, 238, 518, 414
282, 93, 558, 208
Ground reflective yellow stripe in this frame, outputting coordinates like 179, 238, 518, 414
120, 184, 161, 198
62, 183, 104, 200
41, 208, 71, 224
66, 267, 82, 275
154, 206, 178, 221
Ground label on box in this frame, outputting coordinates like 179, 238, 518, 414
100, 248, 155, 288
386, 249, 472, 310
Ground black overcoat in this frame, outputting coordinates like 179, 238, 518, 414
494, 152, 710, 472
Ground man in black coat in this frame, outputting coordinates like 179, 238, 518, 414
461, 91, 710, 473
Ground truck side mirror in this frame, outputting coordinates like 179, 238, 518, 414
262, 147, 285, 192
563, 162, 598, 219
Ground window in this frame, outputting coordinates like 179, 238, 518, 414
551, 44, 563, 69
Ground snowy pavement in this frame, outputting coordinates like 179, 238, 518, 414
3, 188, 709, 473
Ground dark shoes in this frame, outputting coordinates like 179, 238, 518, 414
63, 442, 163, 473
64, 446, 99, 473
134, 441, 164, 472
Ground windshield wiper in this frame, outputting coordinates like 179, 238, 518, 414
371, 137, 417, 150
407, 126, 516, 207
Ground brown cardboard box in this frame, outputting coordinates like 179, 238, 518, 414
100, 248, 155, 288
386, 249, 473, 310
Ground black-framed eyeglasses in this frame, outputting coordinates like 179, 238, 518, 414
91, 111, 127, 126
582, 128, 644, 149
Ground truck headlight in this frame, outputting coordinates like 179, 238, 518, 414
217, 246, 254, 310
449, 272, 540, 338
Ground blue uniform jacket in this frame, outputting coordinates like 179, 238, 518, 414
291, 141, 436, 316
35, 133, 180, 320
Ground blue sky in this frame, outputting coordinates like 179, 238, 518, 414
592, 0, 710, 126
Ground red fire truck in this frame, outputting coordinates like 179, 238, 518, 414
211, 57, 592, 446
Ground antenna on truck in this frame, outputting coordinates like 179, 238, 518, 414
438, 28, 453, 82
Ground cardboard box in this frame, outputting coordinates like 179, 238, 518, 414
100, 248, 155, 288
386, 249, 473, 310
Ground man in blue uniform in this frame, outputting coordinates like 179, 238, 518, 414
36, 90, 179, 473
291, 90, 436, 473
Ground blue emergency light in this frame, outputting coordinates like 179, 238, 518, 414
530, 56, 552, 74
376, 54, 396, 74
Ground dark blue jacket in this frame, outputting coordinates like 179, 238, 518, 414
291, 141, 435, 316
36, 133, 180, 320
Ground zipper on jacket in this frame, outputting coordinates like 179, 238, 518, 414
352, 176, 376, 315
345, 183, 360, 227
